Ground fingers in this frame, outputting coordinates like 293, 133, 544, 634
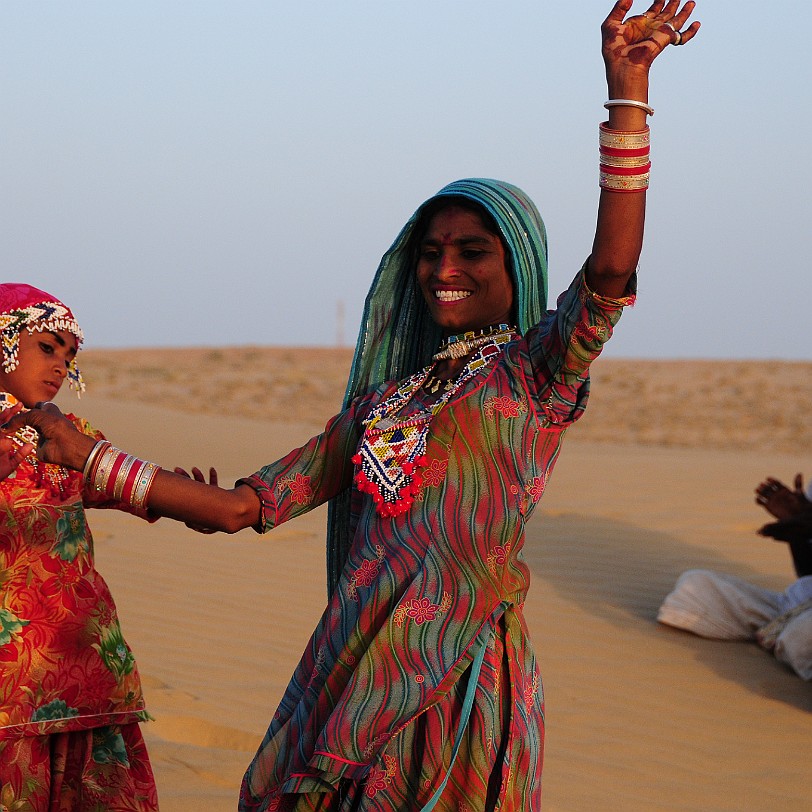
34, 401, 64, 415
604, 0, 636, 27
756, 477, 784, 495
794, 473, 805, 494
669, 0, 697, 30
173, 466, 219, 486
673, 19, 700, 46
0, 402, 23, 430
665, 1, 700, 46
0, 439, 34, 480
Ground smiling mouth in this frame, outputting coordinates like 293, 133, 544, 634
434, 290, 471, 302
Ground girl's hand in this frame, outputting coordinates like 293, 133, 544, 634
0, 436, 33, 480
0, 403, 34, 479
173, 466, 220, 534
602, 0, 700, 97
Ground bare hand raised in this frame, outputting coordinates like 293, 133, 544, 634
755, 474, 810, 521
602, 0, 700, 95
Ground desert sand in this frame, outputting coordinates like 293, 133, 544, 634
59, 349, 810, 811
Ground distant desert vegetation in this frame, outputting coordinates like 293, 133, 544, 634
78, 348, 812, 455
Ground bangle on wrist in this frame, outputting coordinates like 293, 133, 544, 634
604, 98, 654, 116
82, 439, 111, 480
86, 443, 161, 509
598, 121, 651, 193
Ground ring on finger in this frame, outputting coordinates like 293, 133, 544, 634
662, 21, 682, 45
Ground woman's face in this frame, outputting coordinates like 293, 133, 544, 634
415, 205, 513, 336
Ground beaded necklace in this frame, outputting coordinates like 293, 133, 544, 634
352, 328, 517, 518
433, 323, 516, 361
0, 392, 69, 497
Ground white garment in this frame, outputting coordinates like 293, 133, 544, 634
658, 570, 812, 681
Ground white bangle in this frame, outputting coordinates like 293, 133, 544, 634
604, 99, 654, 117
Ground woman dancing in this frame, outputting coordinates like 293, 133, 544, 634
5, 1, 700, 809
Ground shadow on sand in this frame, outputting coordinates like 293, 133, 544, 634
525, 511, 811, 712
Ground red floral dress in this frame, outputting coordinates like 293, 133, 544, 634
0, 401, 157, 810
238, 271, 634, 811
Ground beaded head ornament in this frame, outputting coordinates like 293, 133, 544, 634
326, 178, 549, 596
0, 283, 85, 394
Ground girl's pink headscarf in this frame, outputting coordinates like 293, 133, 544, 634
0, 283, 85, 394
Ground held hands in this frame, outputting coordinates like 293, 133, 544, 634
0, 401, 95, 473
0, 404, 34, 480
173, 465, 220, 534
602, 0, 700, 98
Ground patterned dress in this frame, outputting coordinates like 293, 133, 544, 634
0, 401, 157, 811
238, 271, 634, 811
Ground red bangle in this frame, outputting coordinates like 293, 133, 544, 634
600, 144, 651, 159
599, 161, 652, 176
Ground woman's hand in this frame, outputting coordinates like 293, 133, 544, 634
1, 402, 96, 472
602, 0, 700, 99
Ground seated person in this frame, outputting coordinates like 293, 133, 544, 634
658, 473, 812, 681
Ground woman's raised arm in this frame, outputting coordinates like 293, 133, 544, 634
587, 0, 700, 298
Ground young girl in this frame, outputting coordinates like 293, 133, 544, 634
0, 283, 158, 811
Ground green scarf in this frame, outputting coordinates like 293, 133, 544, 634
327, 178, 549, 596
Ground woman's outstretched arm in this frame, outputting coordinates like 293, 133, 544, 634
587, 0, 700, 298
3, 404, 261, 532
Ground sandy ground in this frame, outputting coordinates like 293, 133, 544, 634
56, 349, 811, 811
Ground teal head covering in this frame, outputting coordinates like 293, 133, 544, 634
326, 178, 549, 595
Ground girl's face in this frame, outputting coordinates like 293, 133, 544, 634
415, 205, 513, 336
0, 328, 78, 407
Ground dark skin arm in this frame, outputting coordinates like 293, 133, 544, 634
587, 0, 699, 298
754, 473, 812, 577
4, 404, 260, 533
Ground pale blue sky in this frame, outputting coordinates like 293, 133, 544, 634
1, 1, 809, 359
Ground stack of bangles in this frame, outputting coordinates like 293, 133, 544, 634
599, 117, 651, 194
83, 440, 160, 510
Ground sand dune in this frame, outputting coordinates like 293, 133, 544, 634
56, 350, 811, 811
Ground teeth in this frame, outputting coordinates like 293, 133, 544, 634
435, 290, 470, 302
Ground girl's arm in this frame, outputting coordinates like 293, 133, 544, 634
587, 0, 700, 298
